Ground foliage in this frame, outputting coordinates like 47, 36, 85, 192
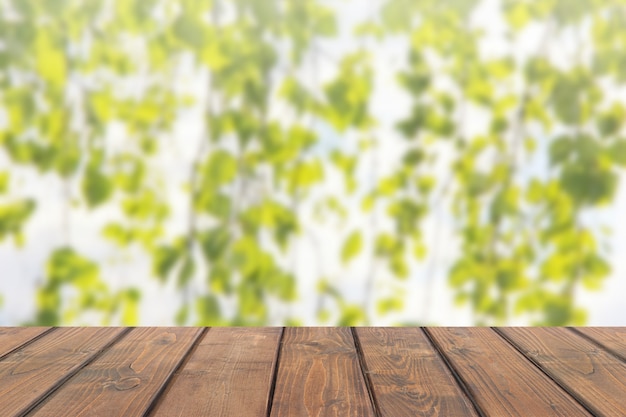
1, 0, 624, 325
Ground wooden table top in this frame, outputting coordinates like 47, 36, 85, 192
0, 327, 625, 416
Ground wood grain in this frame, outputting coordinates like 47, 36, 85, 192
150, 327, 282, 417
0, 327, 126, 416
572, 327, 626, 362
28, 327, 202, 417
269, 327, 376, 417
0, 327, 51, 359
0, 326, 622, 416
355, 327, 479, 417
425, 327, 591, 417
498, 327, 626, 416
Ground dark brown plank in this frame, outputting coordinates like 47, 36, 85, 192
573, 327, 626, 361
356, 327, 479, 417
426, 327, 591, 417
498, 327, 626, 416
269, 327, 376, 417
0, 327, 51, 359
29, 327, 202, 417
150, 327, 282, 417
0, 327, 126, 416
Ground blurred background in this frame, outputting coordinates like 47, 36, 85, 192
1, 0, 625, 326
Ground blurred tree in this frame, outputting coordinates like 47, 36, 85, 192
0, 0, 624, 325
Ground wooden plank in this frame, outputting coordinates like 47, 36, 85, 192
0, 327, 126, 416
498, 327, 626, 416
29, 327, 202, 417
572, 327, 626, 362
150, 327, 282, 417
355, 327, 479, 417
425, 327, 591, 417
269, 327, 376, 417
0, 327, 51, 359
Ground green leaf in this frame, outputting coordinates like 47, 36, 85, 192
35, 32, 66, 88
313, 6, 337, 36
466, 77, 494, 105
102, 223, 131, 246
396, 105, 425, 138
397, 72, 430, 95
196, 294, 220, 324
201, 40, 228, 70
526, 178, 544, 203
232, 236, 270, 278
268, 272, 297, 301
390, 254, 409, 279
317, 309, 331, 323
610, 140, 626, 166
200, 226, 230, 262
0, 199, 36, 241
152, 245, 180, 282
202, 192, 232, 219
322, 55, 372, 131
82, 165, 113, 208
279, 77, 314, 113
55, 140, 81, 177
289, 159, 324, 192
338, 304, 365, 326
121, 289, 140, 325
416, 176, 435, 194
204, 150, 237, 186
36, 307, 60, 326
47, 248, 99, 285
377, 297, 404, 315
361, 194, 375, 212
177, 256, 195, 288
550, 74, 590, 125
504, 2, 531, 30
341, 230, 362, 264
582, 254, 610, 290
549, 136, 574, 164
381, 0, 413, 31
413, 241, 427, 260
402, 149, 425, 166
597, 104, 624, 137
238, 284, 266, 319
175, 305, 189, 325
559, 164, 617, 205
209, 263, 232, 294
173, 13, 206, 50
88, 91, 114, 124
375, 233, 397, 257
544, 299, 573, 326
387, 199, 425, 234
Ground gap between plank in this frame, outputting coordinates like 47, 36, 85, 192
568, 327, 626, 364
491, 327, 597, 417
142, 327, 210, 417
21, 327, 133, 417
350, 327, 382, 417
421, 327, 487, 417
265, 327, 285, 417
0, 327, 58, 362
